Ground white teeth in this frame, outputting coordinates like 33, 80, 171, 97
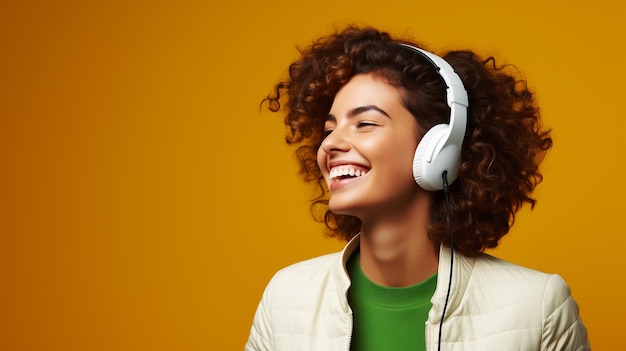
329, 166, 369, 181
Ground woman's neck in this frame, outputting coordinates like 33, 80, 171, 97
358, 199, 439, 287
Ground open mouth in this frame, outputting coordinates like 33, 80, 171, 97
329, 166, 370, 182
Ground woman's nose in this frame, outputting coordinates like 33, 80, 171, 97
320, 127, 350, 153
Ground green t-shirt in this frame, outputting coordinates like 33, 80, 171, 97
347, 250, 437, 351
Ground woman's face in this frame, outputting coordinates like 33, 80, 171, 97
317, 73, 424, 220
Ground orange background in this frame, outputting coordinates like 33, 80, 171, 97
1, 1, 623, 349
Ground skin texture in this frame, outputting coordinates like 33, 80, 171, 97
316, 73, 438, 287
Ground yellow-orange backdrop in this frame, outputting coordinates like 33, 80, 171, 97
1, 1, 623, 349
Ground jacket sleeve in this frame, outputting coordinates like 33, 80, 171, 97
245, 278, 275, 351
541, 274, 591, 351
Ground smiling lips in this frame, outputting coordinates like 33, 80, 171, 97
329, 166, 370, 183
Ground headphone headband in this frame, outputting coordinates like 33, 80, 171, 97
398, 44, 468, 108
398, 44, 469, 190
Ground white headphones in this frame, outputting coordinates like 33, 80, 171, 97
399, 44, 469, 191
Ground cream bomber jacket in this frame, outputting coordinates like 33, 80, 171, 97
245, 235, 590, 350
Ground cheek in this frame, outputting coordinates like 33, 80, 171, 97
372, 136, 419, 178
364, 133, 418, 164
396, 130, 420, 161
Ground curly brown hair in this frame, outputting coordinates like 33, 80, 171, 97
264, 26, 552, 257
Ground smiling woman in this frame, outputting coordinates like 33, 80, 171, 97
245, 26, 590, 351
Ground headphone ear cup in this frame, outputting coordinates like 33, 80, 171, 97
413, 124, 450, 191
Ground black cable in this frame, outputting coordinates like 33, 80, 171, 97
438, 171, 455, 351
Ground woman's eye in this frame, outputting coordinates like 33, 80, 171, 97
357, 121, 377, 128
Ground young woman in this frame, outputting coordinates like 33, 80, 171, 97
245, 26, 590, 351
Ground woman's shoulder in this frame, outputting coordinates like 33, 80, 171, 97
462, 254, 589, 349
473, 253, 553, 278
469, 253, 574, 308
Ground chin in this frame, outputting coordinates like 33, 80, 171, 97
327, 198, 369, 218
327, 201, 354, 216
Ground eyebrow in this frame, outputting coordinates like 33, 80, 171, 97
327, 105, 390, 121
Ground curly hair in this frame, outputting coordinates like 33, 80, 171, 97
263, 26, 552, 257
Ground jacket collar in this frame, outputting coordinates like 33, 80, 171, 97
332, 233, 476, 318
428, 245, 476, 323
333, 234, 360, 312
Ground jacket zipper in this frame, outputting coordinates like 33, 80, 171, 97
345, 312, 353, 350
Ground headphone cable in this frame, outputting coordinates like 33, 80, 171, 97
438, 171, 455, 351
